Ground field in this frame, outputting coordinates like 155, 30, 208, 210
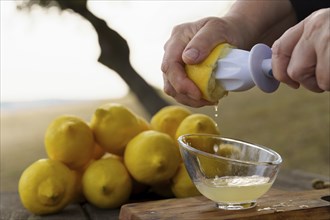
1, 85, 329, 192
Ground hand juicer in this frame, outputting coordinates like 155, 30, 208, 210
215, 43, 280, 93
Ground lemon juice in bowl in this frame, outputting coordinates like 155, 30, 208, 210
196, 175, 273, 208
178, 134, 282, 210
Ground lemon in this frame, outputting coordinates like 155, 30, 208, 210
171, 163, 200, 198
45, 115, 94, 170
198, 143, 241, 178
99, 155, 142, 196
18, 159, 76, 215
216, 143, 241, 158
176, 113, 220, 153
90, 103, 143, 156
72, 159, 98, 203
176, 114, 220, 138
185, 43, 233, 102
197, 153, 229, 178
82, 157, 132, 209
150, 106, 191, 139
124, 130, 181, 185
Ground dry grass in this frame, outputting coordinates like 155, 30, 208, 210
1, 86, 329, 192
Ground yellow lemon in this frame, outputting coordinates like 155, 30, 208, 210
176, 114, 220, 138
90, 103, 143, 156
197, 153, 229, 178
198, 143, 242, 178
217, 143, 244, 174
82, 157, 132, 209
171, 163, 200, 198
150, 105, 191, 139
101, 154, 149, 196
176, 114, 220, 153
124, 130, 181, 185
216, 143, 241, 158
185, 43, 233, 102
73, 159, 98, 203
18, 159, 76, 215
45, 115, 94, 170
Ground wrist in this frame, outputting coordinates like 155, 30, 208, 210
221, 14, 256, 50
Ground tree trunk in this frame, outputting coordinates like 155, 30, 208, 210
67, 4, 170, 115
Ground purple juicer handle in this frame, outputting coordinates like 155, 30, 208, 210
249, 44, 280, 93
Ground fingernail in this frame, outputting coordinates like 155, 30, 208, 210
184, 48, 199, 62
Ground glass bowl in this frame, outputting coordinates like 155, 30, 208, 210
178, 134, 282, 210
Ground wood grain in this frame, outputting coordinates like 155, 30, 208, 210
119, 189, 330, 220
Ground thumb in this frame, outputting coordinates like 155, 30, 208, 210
182, 19, 229, 64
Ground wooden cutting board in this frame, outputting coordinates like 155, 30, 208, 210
119, 188, 330, 220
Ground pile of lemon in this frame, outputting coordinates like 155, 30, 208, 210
18, 103, 220, 215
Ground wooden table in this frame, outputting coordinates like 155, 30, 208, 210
1, 169, 329, 220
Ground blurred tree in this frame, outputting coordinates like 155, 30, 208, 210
17, 0, 170, 115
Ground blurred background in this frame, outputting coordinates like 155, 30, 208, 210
1, 1, 329, 192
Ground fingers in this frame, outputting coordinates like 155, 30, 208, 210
183, 18, 232, 64
312, 10, 330, 91
315, 41, 330, 91
287, 37, 323, 92
272, 9, 330, 92
163, 73, 215, 107
271, 22, 302, 89
161, 59, 201, 100
162, 32, 203, 101
161, 17, 229, 107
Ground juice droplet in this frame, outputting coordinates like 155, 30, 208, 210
214, 104, 219, 127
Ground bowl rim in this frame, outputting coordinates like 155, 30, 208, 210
178, 134, 282, 166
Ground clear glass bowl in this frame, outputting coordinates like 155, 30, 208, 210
178, 134, 282, 210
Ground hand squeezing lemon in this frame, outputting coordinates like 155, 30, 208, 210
185, 43, 233, 102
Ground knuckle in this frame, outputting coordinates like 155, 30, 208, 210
272, 40, 279, 52
163, 82, 175, 97
163, 86, 173, 96
286, 67, 299, 80
304, 9, 330, 39
304, 20, 322, 39
272, 39, 283, 56
161, 60, 169, 73
172, 23, 188, 34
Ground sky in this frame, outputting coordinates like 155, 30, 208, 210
1, 0, 233, 102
